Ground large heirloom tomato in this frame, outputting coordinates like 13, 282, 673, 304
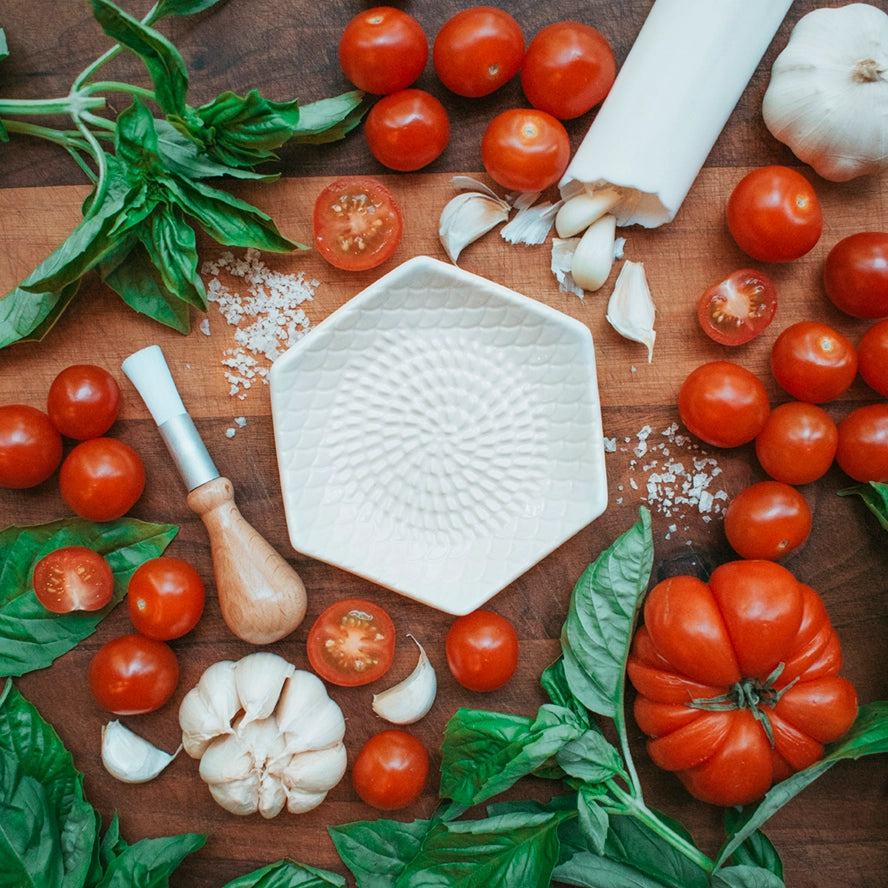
627, 561, 858, 807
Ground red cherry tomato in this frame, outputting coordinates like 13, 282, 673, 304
445, 609, 519, 692
858, 319, 888, 397
46, 364, 120, 440
59, 437, 146, 522
481, 108, 570, 192
697, 268, 777, 346
338, 7, 428, 95
835, 404, 888, 483
88, 633, 179, 715
770, 321, 857, 404
351, 729, 429, 810
127, 557, 205, 640
312, 176, 403, 272
520, 21, 615, 120
307, 598, 396, 687
726, 166, 822, 263
0, 404, 63, 489
677, 361, 770, 449
723, 480, 812, 561
754, 401, 838, 486
823, 232, 888, 319
32, 546, 114, 614
433, 6, 525, 98
364, 89, 450, 172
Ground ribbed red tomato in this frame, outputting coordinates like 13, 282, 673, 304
627, 561, 858, 807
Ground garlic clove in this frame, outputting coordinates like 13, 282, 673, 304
571, 214, 617, 292
208, 774, 261, 817
282, 743, 348, 794
450, 175, 505, 201
372, 635, 437, 725
555, 187, 622, 238
179, 659, 240, 758
439, 192, 511, 263
281, 696, 346, 754
606, 260, 657, 361
284, 787, 329, 815
234, 651, 294, 727
101, 720, 180, 784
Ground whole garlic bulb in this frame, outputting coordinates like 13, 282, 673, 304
179, 652, 346, 818
763, 3, 888, 182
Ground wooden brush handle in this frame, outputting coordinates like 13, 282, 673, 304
186, 476, 307, 645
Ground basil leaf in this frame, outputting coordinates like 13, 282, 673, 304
94, 833, 206, 887
154, 0, 228, 19
711, 866, 785, 888
838, 481, 888, 531
142, 206, 206, 309
0, 518, 178, 676
722, 809, 783, 878
0, 280, 80, 349
0, 28, 8, 63
556, 726, 625, 784
221, 859, 346, 887
541, 657, 592, 726
329, 819, 431, 888
115, 98, 162, 171
561, 507, 653, 719
553, 851, 671, 888
88, 0, 189, 116
288, 92, 369, 145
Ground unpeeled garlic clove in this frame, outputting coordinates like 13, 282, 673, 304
571, 214, 617, 292
606, 260, 657, 361
101, 720, 180, 784
555, 187, 622, 238
234, 651, 294, 728
372, 635, 437, 725
439, 181, 511, 263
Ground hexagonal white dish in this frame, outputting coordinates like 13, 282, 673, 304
269, 255, 607, 614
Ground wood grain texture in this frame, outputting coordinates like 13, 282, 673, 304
2, 2, 887, 886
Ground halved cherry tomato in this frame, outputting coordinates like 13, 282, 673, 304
307, 597, 396, 686
312, 176, 403, 272
697, 268, 777, 346
823, 232, 888, 319
32, 546, 114, 613
445, 609, 519, 692
364, 89, 450, 171
677, 361, 770, 448
352, 729, 428, 810
128, 557, 205, 640
338, 7, 428, 95
858, 319, 888, 397
0, 404, 63, 489
520, 21, 615, 120
433, 6, 525, 98
770, 321, 857, 404
46, 364, 120, 440
755, 401, 838, 485
88, 633, 179, 715
481, 108, 570, 192
723, 480, 812, 560
726, 166, 822, 263
835, 404, 888, 483
59, 437, 146, 521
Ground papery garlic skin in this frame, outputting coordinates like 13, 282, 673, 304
372, 635, 437, 724
101, 720, 179, 784
763, 3, 888, 182
439, 177, 511, 263
606, 260, 656, 361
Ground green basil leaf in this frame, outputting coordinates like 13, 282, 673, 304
153, 0, 227, 19
561, 507, 653, 719
115, 98, 162, 171
838, 481, 888, 531
0, 28, 8, 63
710, 866, 785, 888
287, 92, 369, 145
576, 786, 610, 856
722, 809, 783, 878
0, 518, 178, 676
221, 859, 346, 887
553, 850, 672, 888
94, 833, 206, 887
99, 815, 128, 870
556, 726, 625, 784
329, 819, 431, 888
541, 657, 592, 726
0, 279, 80, 349
88, 0, 188, 116
142, 206, 206, 309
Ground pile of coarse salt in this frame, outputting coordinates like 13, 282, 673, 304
201, 248, 317, 400
605, 422, 728, 538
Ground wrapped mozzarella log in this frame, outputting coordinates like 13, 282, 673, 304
559, 0, 793, 228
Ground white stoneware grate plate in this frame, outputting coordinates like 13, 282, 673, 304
269, 256, 608, 614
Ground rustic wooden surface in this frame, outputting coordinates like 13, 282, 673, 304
1, 1, 887, 886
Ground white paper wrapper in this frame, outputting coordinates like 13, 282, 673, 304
559, 0, 794, 228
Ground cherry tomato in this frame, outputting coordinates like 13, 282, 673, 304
835, 404, 888, 483
481, 108, 570, 192
312, 176, 403, 272
0, 404, 63, 489
726, 166, 822, 263
307, 598, 396, 687
338, 7, 428, 95
127, 557, 205, 640
696, 268, 777, 346
88, 633, 179, 715
770, 321, 857, 404
520, 21, 615, 120
823, 232, 888, 319
445, 609, 519, 692
858, 319, 888, 397
32, 546, 114, 614
351, 729, 429, 810
59, 437, 146, 522
46, 364, 120, 440
723, 480, 812, 561
364, 89, 450, 172
754, 401, 838, 485
677, 361, 770, 448
433, 6, 524, 98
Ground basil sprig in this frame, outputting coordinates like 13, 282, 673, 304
0, 0, 367, 349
